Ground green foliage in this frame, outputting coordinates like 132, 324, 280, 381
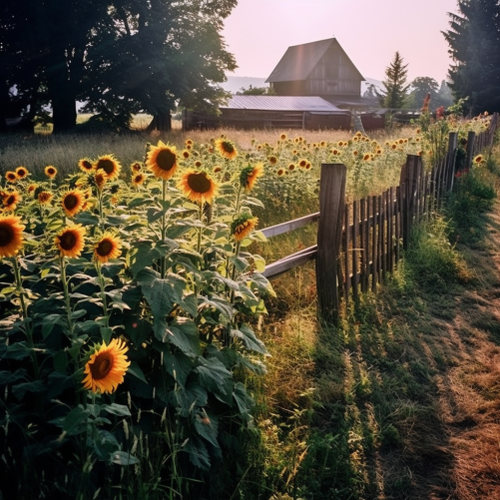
376, 51, 410, 109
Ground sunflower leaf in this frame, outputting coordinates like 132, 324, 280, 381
102, 403, 131, 417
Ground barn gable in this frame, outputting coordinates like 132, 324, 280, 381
266, 38, 365, 99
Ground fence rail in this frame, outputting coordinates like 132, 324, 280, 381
262, 113, 499, 323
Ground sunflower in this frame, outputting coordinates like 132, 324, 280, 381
277, 168, 285, 176
15, 166, 29, 179
55, 225, 86, 258
214, 138, 238, 160
182, 150, 190, 159
28, 184, 37, 195
299, 159, 308, 168
240, 163, 263, 191
279, 133, 287, 141
231, 213, 258, 242
3, 191, 21, 211
130, 161, 142, 172
146, 141, 178, 180
94, 233, 122, 263
94, 154, 121, 180
94, 169, 108, 190
178, 170, 218, 204
5, 171, 17, 183
473, 154, 485, 164
82, 338, 130, 394
61, 189, 85, 217
288, 163, 296, 171
0, 215, 24, 258
78, 158, 94, 173
268, 155, 278, 165
44, 165, 57, 179
38, 191, 53, 204
132, 173, 145, 186
363, 153, 371, 161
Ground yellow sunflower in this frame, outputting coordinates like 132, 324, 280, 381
94, 169, 108, 190
240, 163, 263, 191
178, 170, 218, 204
3, 191, 21, 211
94, 154, 121, 180
38, 191, 53, 204
44, 165, 57, 179
82, 338, 130, 394
78, 158, 94, 173
15, 166, 29, 179
5, 171, 17, 183
27, 184, 37, 195
55, 225, 86, 258
214, 138, 238, 160
231, 214, 258, 242
132, 173, 145, 186
61, 189, 86, 217
0, 215, 25, 257
94, 233, 122, 263
146, 141, 178, 180
473, 155, 485, 164
130, 161, 142, 172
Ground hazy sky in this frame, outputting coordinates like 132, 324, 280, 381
222, 0, 460, 84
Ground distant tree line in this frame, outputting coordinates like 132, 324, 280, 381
0, 0, 237, 133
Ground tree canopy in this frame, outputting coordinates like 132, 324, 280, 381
443, 0, 500, 114
0, 0, 237, 133
376, 51, 410, 109
406, 77, 453, 111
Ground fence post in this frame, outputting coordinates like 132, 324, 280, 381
465, 131, 476, 169
399, 155, 423, 250
446, 132, 458, 192
316, 163, 346, 324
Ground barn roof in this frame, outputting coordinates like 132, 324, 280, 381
265, 38, 364, 83
220, 95, 348, 113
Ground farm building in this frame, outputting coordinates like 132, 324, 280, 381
266, 37, 374, 111
183, 95, 351, 130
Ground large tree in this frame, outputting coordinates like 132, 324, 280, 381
444, 0, 500, 114
0, 0, 236, 133
376, 51, 410, 109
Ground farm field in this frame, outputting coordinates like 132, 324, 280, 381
1, 115, 500, 499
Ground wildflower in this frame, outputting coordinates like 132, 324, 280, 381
436, 106, 445, 120
5, 171, 17, 183
82, 338, 130, 394
132, 173, 145, 186
363, 153, 371, 161
95, 154, 121, 180
182, 150, 190, 159
78, 158, 94, 173
214, 138, 238, 160
299, 159, 308, 168
3, 191, 21, 211
130, 162, 142, 172
94, 233, 122, 263
44, 166, 57, 179
421, 92, 431, 112
473, 155, 484, 164
288, 163, 296, 171
0, 215, 25, 258
146, 141, 178, 180
231, 213, 258, 241
27, 184, 37, 195
213, 166, 222, 173
277, 168, 285, 176
178, 170, 218, 204
55, 225, 86, 258
61, 189, 86, 217
94, 169, 107, 190
268, 155, 278, 165
240, 163, 263, 191
15, 167, 28, 179
38, 191, 53, 205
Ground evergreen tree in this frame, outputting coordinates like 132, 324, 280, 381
376, 51, 410, 109
407, 77, 439, 110
443, 0, 500, 114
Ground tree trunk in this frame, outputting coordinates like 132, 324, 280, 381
147, 112, 172, 132
51, 89, 77, 134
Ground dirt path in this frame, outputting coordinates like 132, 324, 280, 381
426, 201, 500, 499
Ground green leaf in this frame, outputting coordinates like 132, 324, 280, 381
71, 309, 87, 320
195, 357, 233, 403
167, 319, 201, 356
112, 451, 139, 466
162, 348, 194, 387
130, 241, 162, 277
75, 211, 99, 226
12, 380, 44, 400
231, 324, 268, 355
194, 413, 220, 448
100, 326, 113, 344
41, 313, 66, 340
127, 362, 149, 384
63, 406, 91, 435
103, 403, 131, 417
0, 368, 27, 386
233, 382, 254, 418
6, 342, 32, 360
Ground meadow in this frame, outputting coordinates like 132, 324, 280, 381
0, 111, 498, 500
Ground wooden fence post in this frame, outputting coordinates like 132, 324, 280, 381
446, 132, 458, 192
465, 131, 476, 169
316, 163, 346, 324
399, 155, 423, 250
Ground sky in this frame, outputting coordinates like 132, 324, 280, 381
221, 0, 460, 84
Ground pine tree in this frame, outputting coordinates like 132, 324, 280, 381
376, 51, 410, 109
443, 0, 500, 114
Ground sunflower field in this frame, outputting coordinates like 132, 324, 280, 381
0, 110, 492, 500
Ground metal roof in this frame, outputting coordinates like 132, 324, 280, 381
265, 38, 364, 83
220, 95, 348, 113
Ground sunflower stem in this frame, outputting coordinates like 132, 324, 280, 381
60, 256, 75, 339
160, 179, 167, 279
196, 202, 203, 256
96, 261, 110, 328
11, 256, 39, 378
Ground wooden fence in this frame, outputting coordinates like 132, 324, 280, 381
261, 113, 499, 323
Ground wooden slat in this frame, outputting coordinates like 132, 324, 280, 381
344, 203, 350, 309
263, 245, 317, 278
352, 199, 359, 303
260, 211, 320, 238
360, 197, 368, 293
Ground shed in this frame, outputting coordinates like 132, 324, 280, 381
266, 38, 365, 102
214, 95, 351, 130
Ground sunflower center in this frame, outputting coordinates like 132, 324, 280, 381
82, 161, 92, 170
59, 231, 77, 250
64, 194, 78, 210
5, 195, 15, 206
221, 141, 234, 153
0, 223, 14, 246
97, 159, 115, 175
187, 173, 211, 194
90, 352, 114, 380
156, 149, 176, 172
96, 239, 113, 257
48, 168, 55, 175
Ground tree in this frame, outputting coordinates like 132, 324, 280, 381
376, 51, 410, 109
443, 0, 500, 114
407, 77, 439, 109
236, 85, 275, 95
